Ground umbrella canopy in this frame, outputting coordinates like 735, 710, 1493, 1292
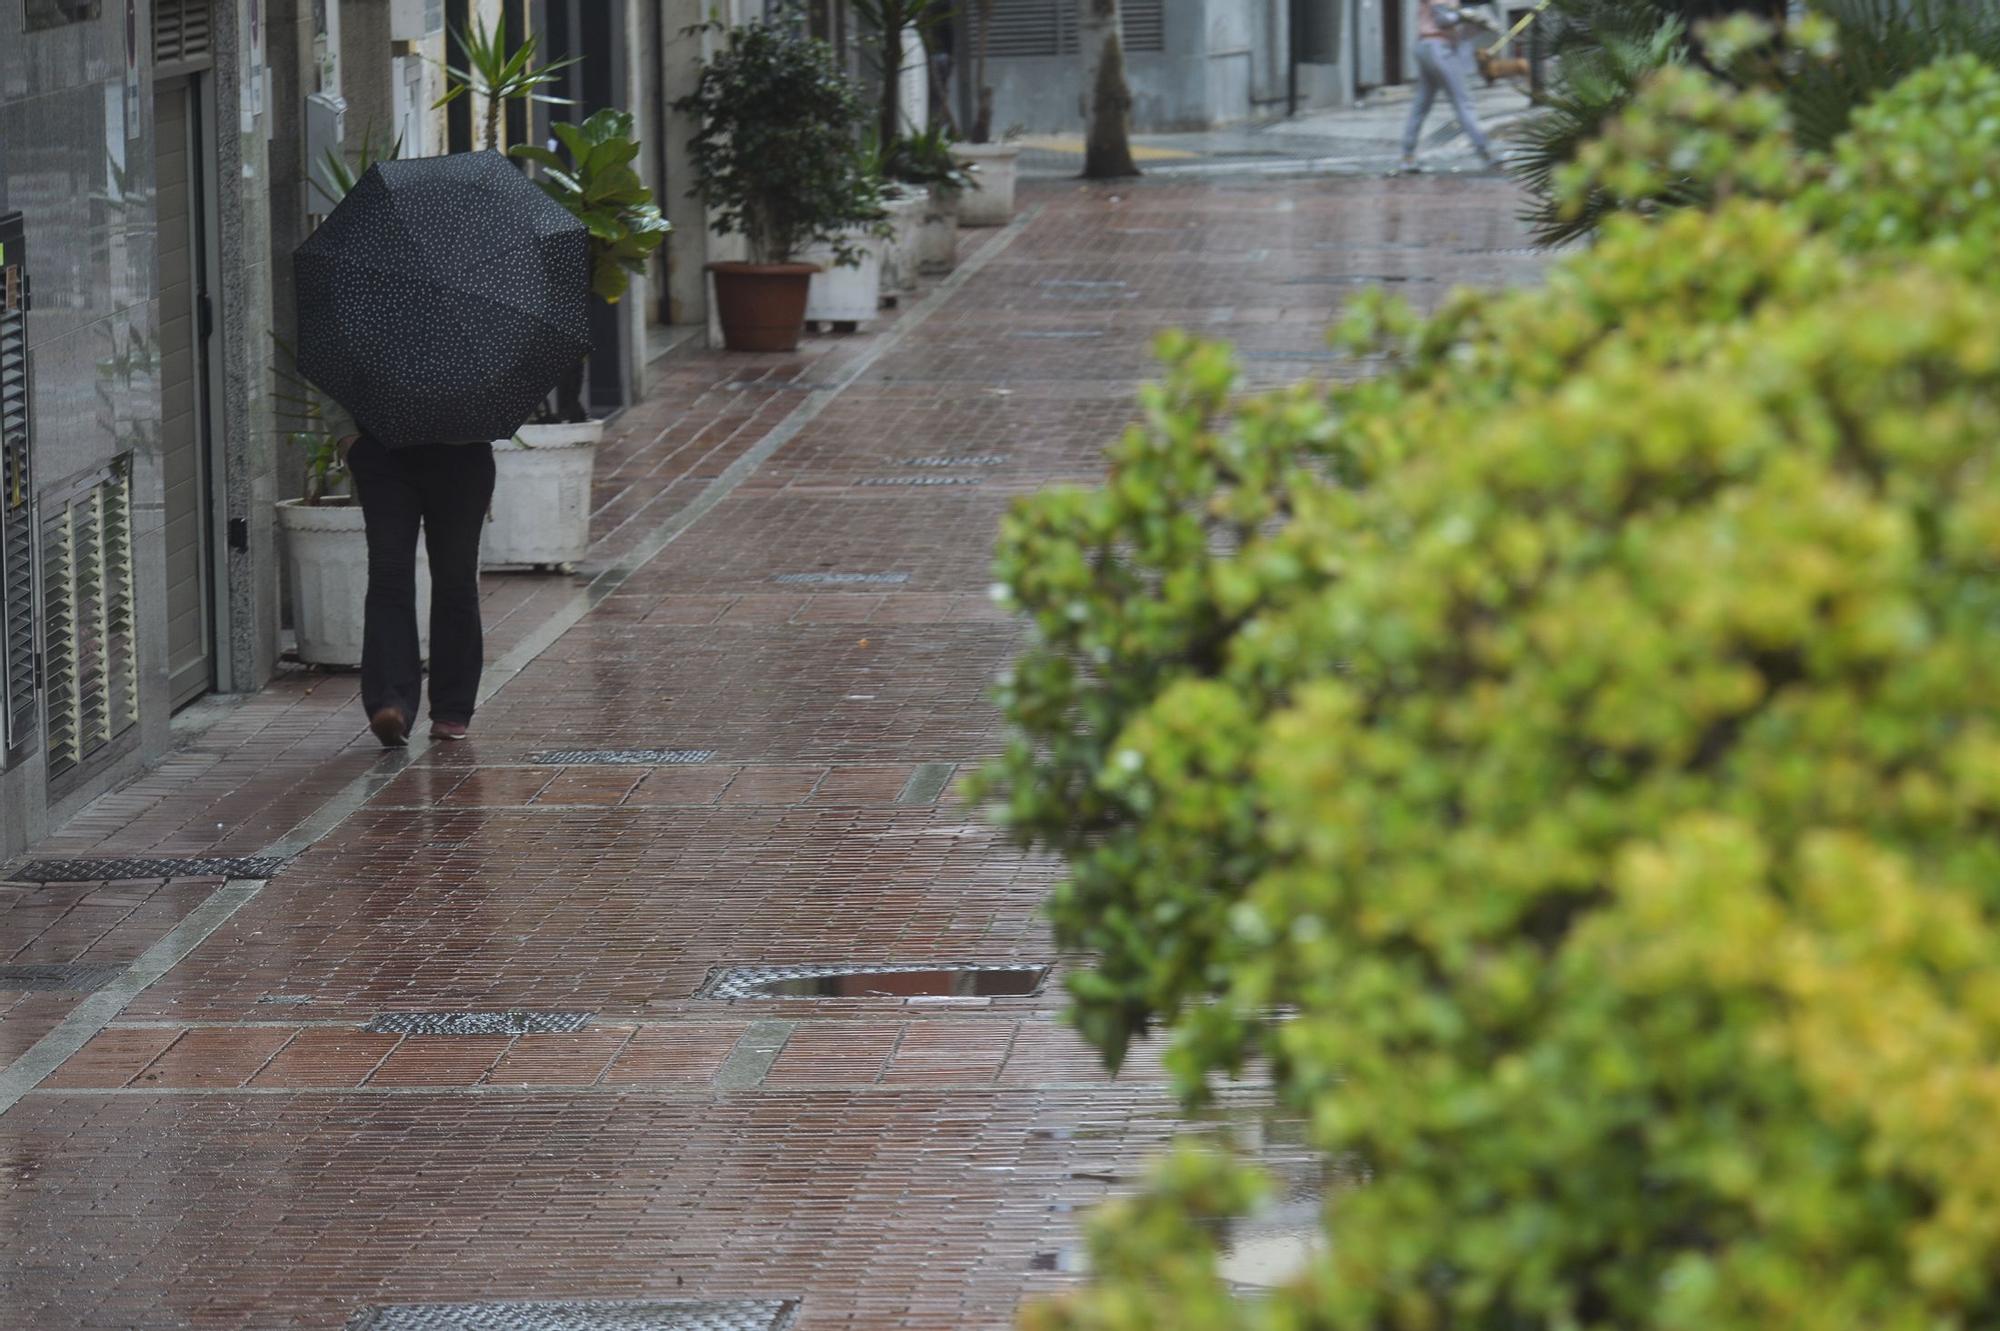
294, 150, 591, 448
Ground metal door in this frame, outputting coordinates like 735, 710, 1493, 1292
155, 74, 216, 708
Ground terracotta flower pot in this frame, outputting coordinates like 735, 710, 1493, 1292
708, 261, 818, 352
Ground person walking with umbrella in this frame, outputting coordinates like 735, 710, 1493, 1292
1399, 0, 1500, 174
295, 152, 591, 747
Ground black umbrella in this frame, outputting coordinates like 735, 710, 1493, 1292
294, 150, 591, 448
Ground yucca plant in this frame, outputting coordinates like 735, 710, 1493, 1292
432, 12, 576, 151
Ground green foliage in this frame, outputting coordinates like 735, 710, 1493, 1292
310, 123, 401, 211
271, 337, 352, 505
882, 123, 978, 194
432, 12, 576, 151
850, 0, 953, 149
511, 109, 671, 303
672, 21, 881, 264
993, 56, 2000, 1331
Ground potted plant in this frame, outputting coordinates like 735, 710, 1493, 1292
887, 126, 976, 275
433, 12, 576, 151
271, 359, 431, 668
674, 21, 882, 352
493, 108, 670, 570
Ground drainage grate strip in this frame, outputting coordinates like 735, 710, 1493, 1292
901, 454, 1006, 468
897, 763, 956, 805
347, 1300, 799, 1331
0, 963, 128, 993
6, 855, 288, 883
769, 572, 911, 586
365, 1011, 593, 1036
1006, 330, 1105, 340
856, 476, 982, 487
697, 963, 1049, 1001
528, 749, 715, 766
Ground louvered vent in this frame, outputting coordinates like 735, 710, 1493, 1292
974, 0, 1164, 58
42, 461, 138, 784
0, 216, 33, 754
154, 0, 214, 70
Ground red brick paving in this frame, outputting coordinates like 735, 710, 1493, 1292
0, 173, 1543, 1327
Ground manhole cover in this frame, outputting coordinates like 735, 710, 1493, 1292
769, 572, 910, 586
348, 1300, 798, 1331
365, 1011, 593, 1036
528, 749, 715, 766
697, 964, 1050, 1001
0, 963, 127, 993
857, 476, 982, 487
902, 455, 1006, 468
5, 855, 288, 883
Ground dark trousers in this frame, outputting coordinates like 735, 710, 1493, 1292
348, 435, 495, 726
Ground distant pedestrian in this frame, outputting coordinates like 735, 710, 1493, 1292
344, 433, 495, 747
1400, 0, 1499, 173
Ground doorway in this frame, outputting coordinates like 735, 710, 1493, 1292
154, 74, 221, 708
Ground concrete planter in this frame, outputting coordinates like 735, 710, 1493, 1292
277, 498, 430, 668
952, 142, 1021, 226
485, 422, 601, 570
879, 190, 926, 294
801, 229, 887, 328
918, 186, 961, 275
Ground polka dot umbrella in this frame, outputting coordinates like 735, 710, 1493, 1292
293, 150, 591, 449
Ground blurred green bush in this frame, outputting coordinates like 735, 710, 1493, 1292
988, 52, 2000, 1331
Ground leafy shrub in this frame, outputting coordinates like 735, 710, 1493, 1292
992, 56, 2000, 1331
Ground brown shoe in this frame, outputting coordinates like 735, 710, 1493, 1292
430, 721, 470, 742
369, 707, 409, 748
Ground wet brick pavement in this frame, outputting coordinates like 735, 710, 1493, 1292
1, 172, 1545, 1328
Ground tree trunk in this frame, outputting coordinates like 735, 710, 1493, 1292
1079, 0, 1139, 179
969, 0, 994, 142
880, 16, 903, 151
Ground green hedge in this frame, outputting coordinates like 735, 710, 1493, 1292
989, 54, 2000, 1331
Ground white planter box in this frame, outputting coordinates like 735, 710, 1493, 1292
802, 231, 887, 327
918, 187, 960, 275
953, 142, 1021, 226
485, 422, 600, 570
879, 191, 926, 295
277, 498, 431, 668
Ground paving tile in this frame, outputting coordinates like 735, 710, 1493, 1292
530, 770, 649, 807
601, 1024, 747, 1086
130, 1027, 298, 1089
881, 1020, 1020, 1084
483, 1028, 635, 1086
38, 1027, 185, 1089
623, 766, 739, 806
717, 767, 827, 806
248, 1030, 405, 1088
363, 1036, 516, 1088
436, 768, 559, 807
762, 1022, 904, 1086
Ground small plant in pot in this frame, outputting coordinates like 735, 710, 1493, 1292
492, 108, 670, 571
886, 125, 976, 276
674, 20, 881, 352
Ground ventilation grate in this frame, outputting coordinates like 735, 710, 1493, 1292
154, 0, 215, 69
7, 855, 286, 883
697, 963, 1050, 1001
527, 749, 715, 766
857, 476, 982, 487
902, 455, 1006, 468
0, 963, 127, 993
364, 1011, 593, 1036
348, 1301, 799, 1331
769, 572, 910, 586
41, 460, 139, 786
0, 215, 33, 752
973, 0, 1164, 58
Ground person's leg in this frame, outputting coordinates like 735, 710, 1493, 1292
1402, 45, 1443, 165
1436, 41, 1497, 161
349, 435, 424, 738
414, 442, 495, 728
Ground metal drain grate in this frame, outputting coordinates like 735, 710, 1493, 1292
902, 454, 1006, 468
6, 855, 287, 883
1006, 329, 1105, 340
769, 572, 910, 586
1282, 274, 1432, 286
348, 1300, 799, 1331
856, 476, 982, 487
0, 963, 127, 992
528, 749, 715, 766
697, 963, 1049, 1001
365, 1011, 593, 1036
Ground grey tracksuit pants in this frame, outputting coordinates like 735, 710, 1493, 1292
1402, 37, 1493, 159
